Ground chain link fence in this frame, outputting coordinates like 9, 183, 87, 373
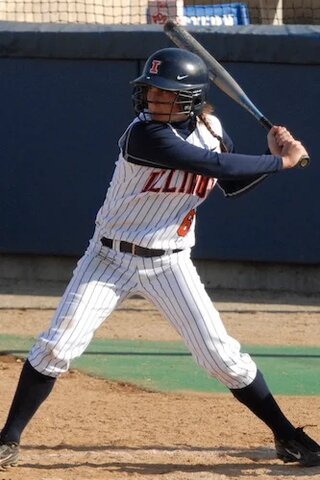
0, 1, 319, 25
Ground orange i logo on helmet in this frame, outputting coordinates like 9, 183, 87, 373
149, 60, 162, 74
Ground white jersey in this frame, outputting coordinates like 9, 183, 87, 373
93, 115, 222, 250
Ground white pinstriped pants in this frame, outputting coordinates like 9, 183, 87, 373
28, 241, 257, 389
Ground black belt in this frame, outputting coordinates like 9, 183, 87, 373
101, 237, 181, 257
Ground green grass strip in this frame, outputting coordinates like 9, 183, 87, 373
0, 335, 319, 395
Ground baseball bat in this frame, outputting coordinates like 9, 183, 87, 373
163, 19, 310, 168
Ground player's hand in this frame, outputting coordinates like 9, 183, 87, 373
268, 126, 309, 169
267, 126, 294, 156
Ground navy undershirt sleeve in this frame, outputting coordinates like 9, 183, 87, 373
123, 120, 282, 179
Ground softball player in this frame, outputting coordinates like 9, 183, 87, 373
1, 48, 319, 468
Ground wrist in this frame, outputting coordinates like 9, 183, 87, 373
281, 156, 290, 169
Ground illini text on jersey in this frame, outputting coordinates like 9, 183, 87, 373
142, 169, 215, 198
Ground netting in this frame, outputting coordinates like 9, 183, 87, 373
0, 1, 319, 25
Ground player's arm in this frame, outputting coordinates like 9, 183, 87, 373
124, 121, 283, 179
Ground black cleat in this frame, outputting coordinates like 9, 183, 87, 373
275, 427, 320, 467
0, 442, 19, 467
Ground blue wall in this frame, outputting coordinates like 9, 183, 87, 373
0, 23, 319, 263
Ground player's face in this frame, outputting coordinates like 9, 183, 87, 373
147, 86, 188, 122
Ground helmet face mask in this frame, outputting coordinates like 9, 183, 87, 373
132, 85, 202, 121
131, 48, 209, 121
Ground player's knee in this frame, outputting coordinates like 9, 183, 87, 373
28, 338, 71, 377
195, 352, 257, 389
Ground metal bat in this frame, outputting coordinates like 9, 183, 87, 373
163, 19, 310, 168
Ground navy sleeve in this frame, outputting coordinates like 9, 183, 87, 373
217, 174, 269, 197
123, 121, 283, 179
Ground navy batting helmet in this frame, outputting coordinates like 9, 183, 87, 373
132, 48, 210, 118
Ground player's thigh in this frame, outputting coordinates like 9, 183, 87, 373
139, 251, 226, 341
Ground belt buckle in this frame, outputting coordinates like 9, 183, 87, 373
113, 239, 121, 252
131, 243, 136, 256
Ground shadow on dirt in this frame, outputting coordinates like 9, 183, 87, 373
18, 444, 320, 477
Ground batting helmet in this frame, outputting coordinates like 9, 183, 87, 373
131, 48, 210, 119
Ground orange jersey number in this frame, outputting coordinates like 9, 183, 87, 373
177, 209, 196, 237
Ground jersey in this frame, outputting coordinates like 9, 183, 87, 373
93, 114, 282, 250
94, 116, 222, 250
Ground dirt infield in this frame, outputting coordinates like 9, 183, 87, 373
1, 284, 320, 479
